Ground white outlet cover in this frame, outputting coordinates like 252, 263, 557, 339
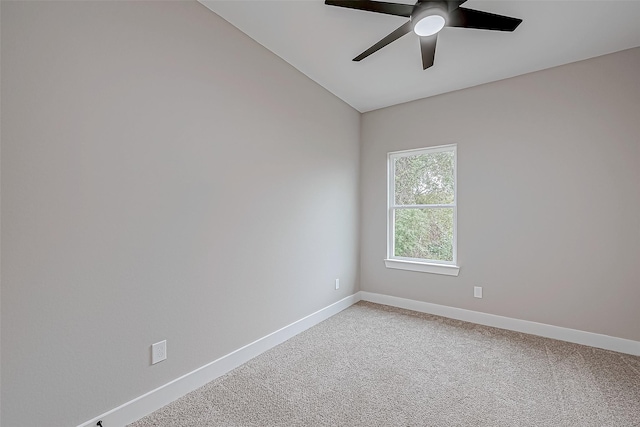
335, 279, 340, 290
152, 340, 167, 365
474, 287, 483, 299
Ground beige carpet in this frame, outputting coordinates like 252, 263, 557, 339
130, 302, 640, 426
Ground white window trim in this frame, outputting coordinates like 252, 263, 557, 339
384, 259, 460, 276
386, 144, 460, 276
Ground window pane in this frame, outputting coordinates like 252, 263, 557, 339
394, 151, 454, 205
394, 208, 454, 262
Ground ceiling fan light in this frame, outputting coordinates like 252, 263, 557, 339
413, 14, 446, 37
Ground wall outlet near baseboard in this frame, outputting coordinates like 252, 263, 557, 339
335, 278, 340, 290
152, 340, 167, 364
474, 286, 483, 299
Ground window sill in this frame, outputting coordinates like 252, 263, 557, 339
384, 259, 460, 276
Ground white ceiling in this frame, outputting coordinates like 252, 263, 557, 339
201, 0, 640, 112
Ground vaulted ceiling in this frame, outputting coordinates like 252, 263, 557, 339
201, 1, 640, 112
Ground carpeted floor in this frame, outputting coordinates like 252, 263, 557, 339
130, 302, 640, 426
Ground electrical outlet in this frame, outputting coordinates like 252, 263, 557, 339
474, 286, 483, 299
335, 278, 340, 290
152, 340, 167, 364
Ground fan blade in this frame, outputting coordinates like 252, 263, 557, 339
325, 0, 413, 18
449, 7, 522, 31
420, 34, 437, 70
353, 21, 413, 62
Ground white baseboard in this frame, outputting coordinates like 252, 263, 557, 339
358, 291, 640, 356
77, 293, 361, 427
79, 290, 639, 426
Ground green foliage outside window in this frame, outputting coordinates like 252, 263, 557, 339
393, 150, 455, 262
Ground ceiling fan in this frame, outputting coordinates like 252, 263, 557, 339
325, 0, 523, 70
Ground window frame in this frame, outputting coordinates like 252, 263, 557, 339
385, 144, 460, 276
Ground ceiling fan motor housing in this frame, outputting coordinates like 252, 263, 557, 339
411, 1, 450, 36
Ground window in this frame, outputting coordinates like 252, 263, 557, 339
385, 144, 459, 276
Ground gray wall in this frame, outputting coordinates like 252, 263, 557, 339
0, 1, 360, 425
361, 47, 640, 342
